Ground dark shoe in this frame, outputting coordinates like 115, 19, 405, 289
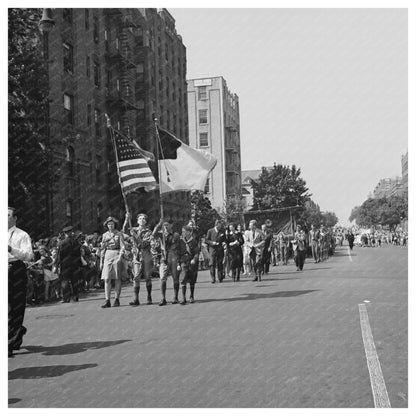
101, 300, 111, 308
147, 297, 152, 305
113, 298, 120, 307
211, 280, 216, 284
73, 297, 79, 302
129, 300, 140, 306
180, 299, 187, 305
252, 278, 258, 282
189, 297, 195, 304
172, 299, 179, 304
159, 299, 167, 306
61, 299, 70, 303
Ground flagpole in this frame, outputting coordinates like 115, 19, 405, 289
105, 114, 132, 229
153, 115, 167, 262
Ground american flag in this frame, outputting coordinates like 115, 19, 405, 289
114, 133, 157, 193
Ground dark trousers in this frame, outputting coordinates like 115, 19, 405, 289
8, 260, 28, 352
294, 250, 306, 270
61, 267, 79, 301
209, 252, 224, 282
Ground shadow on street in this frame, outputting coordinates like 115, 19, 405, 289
9, 364, 98, 380
195, 289, 319, 304
20, 340, 132, 356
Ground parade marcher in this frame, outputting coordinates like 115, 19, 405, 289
245, 219, 265, 282
153, 219, 181, 306
346, 230, 355, 250
178, 225, 200, 304
225, 223, 245, 282
205, 219, 227, 283
8, 207, 33, 357
199, 234, 209, 270
292, 224, 307, 271
276, 231, 288, 266
57, 225, 81, 303
243, 228, 252, 275
308, 224, 320, 263
100, 217, 125, 308
126, 212, 155, 306
261, 220, 273, 274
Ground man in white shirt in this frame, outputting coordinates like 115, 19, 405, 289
8, 207, 33, 357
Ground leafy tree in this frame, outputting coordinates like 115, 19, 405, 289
8, 8, 50, 237
190, 191, 221, 236
321, 211, 338, 228
349, 195, 407, 230
221, 195, 245, 225
251, 163, 311, 215
378, 195, 408, 231
298, 204, 322, 229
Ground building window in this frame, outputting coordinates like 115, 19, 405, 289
115, 36, 120, 50
63, 93, 74, 124
86, 56, 90, 77
96, 155, 102, 183
136, 63, 144, 83
87, 104, 92, 126
66, 146, 75, 176
204, 178, 210, 194
94, 61, 100, 88
199, 109, 208, 125
199, 132, 208, 147
93, 16, 99, 43
66, 200, 73, 218
94, 109, 100, 136
198, 86, 207, 100
85, 9, 90, 30
104, 29, 109, 51
63, 9, 73, 24
116, 79, 120, 91
136, 26, 143, 46
106, 70, 111, 90
137, 99, 145, 120
63, 43, 73, 74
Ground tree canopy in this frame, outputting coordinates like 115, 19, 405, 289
190, 191, 221, 236
9, 8, 49, 237
251, 164, 311, 211
349, 195, 407, 230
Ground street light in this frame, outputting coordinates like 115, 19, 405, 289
39, 8, 55, 235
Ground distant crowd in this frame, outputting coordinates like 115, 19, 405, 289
21, 219, 407, 307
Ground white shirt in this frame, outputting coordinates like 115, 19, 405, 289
8, 225, 33, 262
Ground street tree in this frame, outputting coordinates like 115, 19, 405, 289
251, 164, 311, 215
222, 195, 245, 225
190, 191, 221, 236
321, 211, 338, 228
9, 8, 50, 237
349, 195, 407, 230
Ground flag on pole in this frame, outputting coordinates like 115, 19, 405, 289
156, 127, 217, 194
113, 132, 158, 193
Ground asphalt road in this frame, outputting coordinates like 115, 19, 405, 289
8, 244, 408, 408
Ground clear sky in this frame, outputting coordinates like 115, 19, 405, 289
171, 7, 408, 225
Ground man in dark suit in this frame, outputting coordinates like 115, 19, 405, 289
57, 226, 81, 302
205, 219, 226, 283
245, 220, 265, 282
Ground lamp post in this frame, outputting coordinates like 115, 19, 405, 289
39, 8, 55, 235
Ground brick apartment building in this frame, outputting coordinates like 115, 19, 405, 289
45, 8, 190, 234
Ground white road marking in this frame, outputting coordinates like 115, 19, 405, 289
359, 303, 391, 408
347, 247, 353, 262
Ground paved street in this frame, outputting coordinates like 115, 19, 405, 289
8, 244, 407, 408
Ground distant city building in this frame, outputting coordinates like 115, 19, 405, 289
373, 177, 403, 199
401, 150, 408, 197
241, 169, 264, 210
187, 76, 242, 212
44, 8, 189, 233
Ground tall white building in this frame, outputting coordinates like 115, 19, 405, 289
187, 76, 242, 212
